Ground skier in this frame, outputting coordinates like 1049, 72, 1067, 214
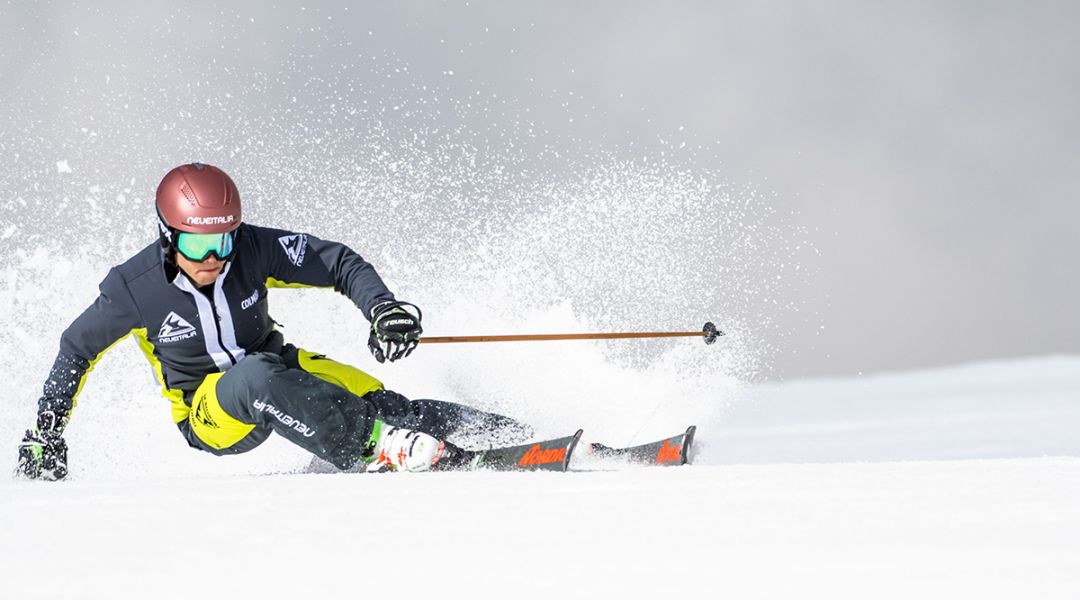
16, 162, 529, 481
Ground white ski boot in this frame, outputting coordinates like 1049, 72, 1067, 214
366, 421, 447, 472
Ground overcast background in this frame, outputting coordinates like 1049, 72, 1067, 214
2, 1, 1077, 380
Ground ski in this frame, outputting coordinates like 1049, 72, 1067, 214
588, 425, 697, 467
304, 429, 584, 474
465, 429, 583, 472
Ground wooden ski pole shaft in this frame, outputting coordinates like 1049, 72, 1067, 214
420, 322, 723, 345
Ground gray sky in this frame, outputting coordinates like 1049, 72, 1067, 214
2, 1, 1077, 379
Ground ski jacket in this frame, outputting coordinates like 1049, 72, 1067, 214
38, 224, 395, 425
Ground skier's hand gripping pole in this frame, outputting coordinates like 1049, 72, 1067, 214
368, 301, 423, 363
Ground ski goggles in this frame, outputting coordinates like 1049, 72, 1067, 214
174, 230, 237, 262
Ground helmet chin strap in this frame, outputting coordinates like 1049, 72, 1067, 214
155, 210, 179, 266
155, 213, 173, 243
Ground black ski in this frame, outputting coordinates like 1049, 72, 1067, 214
465, 429, 583, 472
588, 425, 696, 467
304, 430, 584, 474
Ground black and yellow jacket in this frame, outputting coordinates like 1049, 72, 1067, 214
38, 223, 394, 425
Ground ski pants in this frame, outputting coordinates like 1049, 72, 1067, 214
176, 345, 529, 469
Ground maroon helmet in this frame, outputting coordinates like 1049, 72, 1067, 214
156, 163, 241, 234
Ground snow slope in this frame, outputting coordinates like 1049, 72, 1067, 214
2, 356, 1078, 599
707, 355, 1080, 463
4, 459, 1078, 599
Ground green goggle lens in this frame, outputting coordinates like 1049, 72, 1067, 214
175, 231, 236, 262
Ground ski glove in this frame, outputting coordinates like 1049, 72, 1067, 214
368, 300, 423, 363
16, 411, 69, 481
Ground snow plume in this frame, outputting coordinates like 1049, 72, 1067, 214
0, 44, 808, 479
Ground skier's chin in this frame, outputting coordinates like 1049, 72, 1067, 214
193, 265, 222, 284
182, 263, 223, 286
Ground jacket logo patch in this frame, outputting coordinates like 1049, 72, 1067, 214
158, 311, 198, 343
278, 234, 308, 267
241, 289, 259, 310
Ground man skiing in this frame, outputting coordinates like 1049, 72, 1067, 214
17, 162, 528, 480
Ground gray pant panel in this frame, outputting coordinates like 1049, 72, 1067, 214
178, 349, 534, 467
214, 352, 375, 469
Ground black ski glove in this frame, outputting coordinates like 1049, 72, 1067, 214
368, 301, 423, 363
16, 411, 69, 481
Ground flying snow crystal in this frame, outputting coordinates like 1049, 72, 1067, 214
57, 160, 72, 173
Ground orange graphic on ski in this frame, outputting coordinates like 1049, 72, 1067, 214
655, 440, 682, 463
517, 444, 568, 466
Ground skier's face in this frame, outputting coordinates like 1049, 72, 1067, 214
176, 251, 225, 287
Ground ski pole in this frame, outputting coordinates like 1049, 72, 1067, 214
420, 322, 723, 345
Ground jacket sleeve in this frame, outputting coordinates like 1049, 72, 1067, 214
250, 225, 395, 319
38, 268, 142, 420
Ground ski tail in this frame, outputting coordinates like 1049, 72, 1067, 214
589, 425, 697, 467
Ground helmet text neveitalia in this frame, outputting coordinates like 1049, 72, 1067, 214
185, 215, 236, 226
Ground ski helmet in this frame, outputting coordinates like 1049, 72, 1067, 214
155, 163, 242, 234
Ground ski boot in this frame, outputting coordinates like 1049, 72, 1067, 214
363, 420, 470, 472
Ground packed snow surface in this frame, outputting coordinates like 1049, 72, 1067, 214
2, 356, 1078, 599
